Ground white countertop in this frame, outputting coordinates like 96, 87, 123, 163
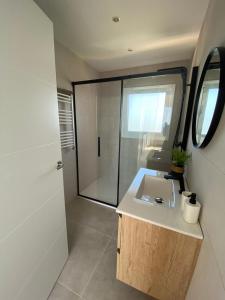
116, 168, 203, 240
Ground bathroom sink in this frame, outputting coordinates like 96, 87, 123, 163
135, 175, 175, 208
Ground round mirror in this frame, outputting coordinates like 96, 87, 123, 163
192, 47, 225, 148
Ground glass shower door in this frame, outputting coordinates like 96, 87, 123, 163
75, 81, 121, 206
119, 74, 183, 200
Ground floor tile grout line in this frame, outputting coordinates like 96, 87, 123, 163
66, 218, 115, 240
57, 281, 82, 298
57, 235, 112, 297
47, 258, 69, 299
80, 237, 112, 298
76, 196, 117, 211
67, 198, 116, 214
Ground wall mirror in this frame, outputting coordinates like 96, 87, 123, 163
192, 47, 225, 148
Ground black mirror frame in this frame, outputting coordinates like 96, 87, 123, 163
192, 47, 225, 148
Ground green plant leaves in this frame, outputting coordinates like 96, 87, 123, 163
172, 148, 191, 167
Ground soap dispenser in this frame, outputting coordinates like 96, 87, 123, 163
183, 193, 201, 224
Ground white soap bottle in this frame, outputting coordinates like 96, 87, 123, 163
181, 191, 192, 211
183, 193, 201, 224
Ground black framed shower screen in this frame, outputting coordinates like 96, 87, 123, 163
72, 67, 187, 207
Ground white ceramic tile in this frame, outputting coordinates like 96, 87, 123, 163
0, 189, 67, 300
17, 229, 68, 300
186, 227, 225, 300
0, 142, 63, 239
0, 71, 60, 157
201, 112, 225, 175
76, 85, 98, 191
172, 1, 225, 297
198, 167, 225, 285
186, 148, 212, 199
187, 149, 225, 286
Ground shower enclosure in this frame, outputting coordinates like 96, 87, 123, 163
72, 68, 187, 207
73, 81, 121, 206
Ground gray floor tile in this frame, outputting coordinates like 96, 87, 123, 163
48, 283, 80, 300
67, 222, 110, 260
82, 240, 154, 300
58, 223, 110, 295
66, 197, 118, 238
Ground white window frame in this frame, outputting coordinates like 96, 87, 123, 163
122, 84, 176, 140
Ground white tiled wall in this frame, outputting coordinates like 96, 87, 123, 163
185, 0, 225, 298
76, 84, 99, 191
97, 82, 121, 184
0, 1, 67, 299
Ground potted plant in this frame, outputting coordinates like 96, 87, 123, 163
171, 148, 191, 174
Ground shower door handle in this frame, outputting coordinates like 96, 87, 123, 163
98, 137, 101, 157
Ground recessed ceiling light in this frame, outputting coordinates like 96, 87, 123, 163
128, 48, 133, 52
112, 16, 120, 23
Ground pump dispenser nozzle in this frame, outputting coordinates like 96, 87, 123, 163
189, 193, 196, 205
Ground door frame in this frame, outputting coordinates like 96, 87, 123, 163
72, 67, 187, 207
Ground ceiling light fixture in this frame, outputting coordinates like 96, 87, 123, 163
112, 16, 120, 23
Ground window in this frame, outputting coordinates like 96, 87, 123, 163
122, 84, 175, 139
197, 80, 219, 138
128, 92, 166, 133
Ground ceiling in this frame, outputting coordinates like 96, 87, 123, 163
34, 0, 209, 72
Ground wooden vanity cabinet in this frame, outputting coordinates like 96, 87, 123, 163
116, 214, 202, 300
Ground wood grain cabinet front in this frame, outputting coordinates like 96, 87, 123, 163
116, 214, 202, 300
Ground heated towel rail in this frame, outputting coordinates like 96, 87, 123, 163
57, 89, 75, 150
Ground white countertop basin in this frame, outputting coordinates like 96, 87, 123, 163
116, 168, 203, 240
136, 175, 175, 208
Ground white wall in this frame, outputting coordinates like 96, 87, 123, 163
97, 81, 121, 204
185, 0, 225, 299
0, 1, 67, 299
75, 83, 99, 191
54, 41, 98, 202
55, 41, 98, 91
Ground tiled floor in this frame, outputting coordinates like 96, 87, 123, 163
48, 197, 153, 300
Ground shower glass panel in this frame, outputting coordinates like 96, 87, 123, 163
119, 74, 183, 200
75, 81, 121, 206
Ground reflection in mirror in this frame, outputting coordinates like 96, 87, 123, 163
192, 47, 225, 148
196, 51, 220, 145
